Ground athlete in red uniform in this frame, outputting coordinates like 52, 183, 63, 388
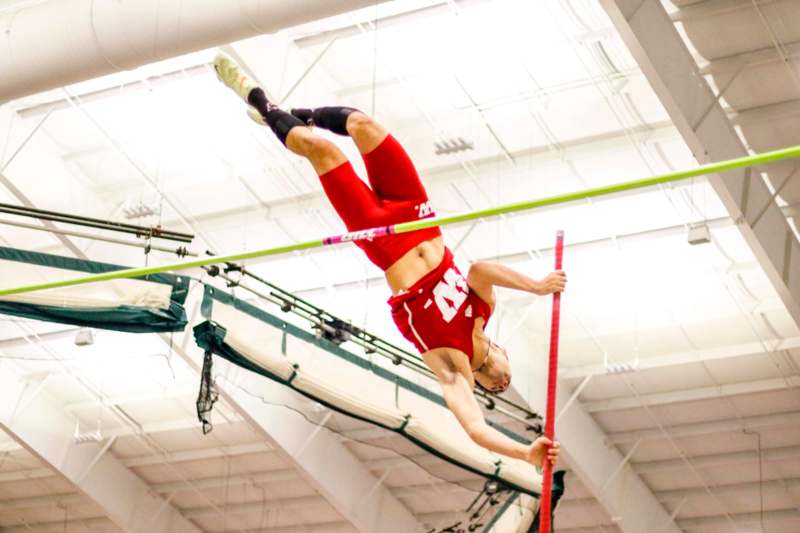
215, 54, 564, 470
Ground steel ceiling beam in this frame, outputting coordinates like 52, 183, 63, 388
669, 0, 782, 22
0, 441, 275, 483
561, 336, 800, 379
728, 96, 800, 127
0, 415, 244, 454
151, 321, 420, 533
583, 375, 800, 413
0, 0, 395, 102
701, 40, 800, 76
0, 517, 114, 533
206, 358, 420, 533
657, 476, 800, 502
602, 0, 800, 330
609, 411, 800, 444
677, 508, 800, 530
633, 443, 800, 474
0, 365, 201, 533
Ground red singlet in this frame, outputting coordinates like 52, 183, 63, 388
388, 247, 492, 358
315, 134, 491, 356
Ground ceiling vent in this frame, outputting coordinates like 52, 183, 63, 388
122, 199, 158, 220
688, 224, 711, 245
435, 137, 474, 156
74, 327, 95, 346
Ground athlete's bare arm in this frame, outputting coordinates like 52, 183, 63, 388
467, 261, 566, 305
423, 348, 559, 468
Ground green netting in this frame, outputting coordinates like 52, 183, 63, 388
0, 300, 187, 333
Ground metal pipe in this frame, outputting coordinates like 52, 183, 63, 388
15, 64, 210, 119
0, 202, 194, 242
0, 0, 394, 102
0, 217, 197, 257
0, 106, 55, 174
278, 38, 339, 105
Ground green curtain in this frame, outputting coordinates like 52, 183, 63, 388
0, 247, 188, 332
0, 300, 187, 333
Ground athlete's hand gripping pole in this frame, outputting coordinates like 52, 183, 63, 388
540, 230, 564, 533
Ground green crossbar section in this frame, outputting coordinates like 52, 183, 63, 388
2, 143, 799, 297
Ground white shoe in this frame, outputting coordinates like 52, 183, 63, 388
246, 106, 267, 126
213, 52, 258, 102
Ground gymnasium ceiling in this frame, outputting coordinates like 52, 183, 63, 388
0, 0, 798, 532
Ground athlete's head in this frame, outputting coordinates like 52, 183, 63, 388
474, 340, 511, 393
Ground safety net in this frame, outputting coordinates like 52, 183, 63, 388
0, 244, 565, 530
194, 283, 565, 531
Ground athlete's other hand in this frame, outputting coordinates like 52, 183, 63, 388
525, 437, 560, 468
535, 270, 566, 295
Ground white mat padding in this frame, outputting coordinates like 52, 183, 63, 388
209, 296, 542, 496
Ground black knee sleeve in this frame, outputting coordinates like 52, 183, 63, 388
290, 108, 314, 126
247, 88, 304, 146
291, 106, 359, 136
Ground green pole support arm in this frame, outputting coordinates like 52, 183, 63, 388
1, 143, 799, 297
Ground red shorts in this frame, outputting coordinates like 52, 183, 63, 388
318, 135, 441, 270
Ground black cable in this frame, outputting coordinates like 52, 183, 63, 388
0, 352, 175, 362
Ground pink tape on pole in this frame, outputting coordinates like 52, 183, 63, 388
540, 230, 563, 533
322, 225, 394, 246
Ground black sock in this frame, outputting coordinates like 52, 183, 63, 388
247, 88, 304, 146
291, 106, 359, 136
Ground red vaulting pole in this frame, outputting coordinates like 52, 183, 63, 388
540, 230, 564, 533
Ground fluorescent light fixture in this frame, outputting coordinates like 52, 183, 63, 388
688, 224, 711, 245
434, 137, 474, 155
74, 328, 95, 346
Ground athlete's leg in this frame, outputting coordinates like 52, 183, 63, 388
281, 127, 345, 176
291, 106, 442, 269
249, 96, 380, 229
293, 107, 427, 202
214, 53, 379, 229
345, 111, 390, 155
351, 114, 428, 203
292, 107, 388, 155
